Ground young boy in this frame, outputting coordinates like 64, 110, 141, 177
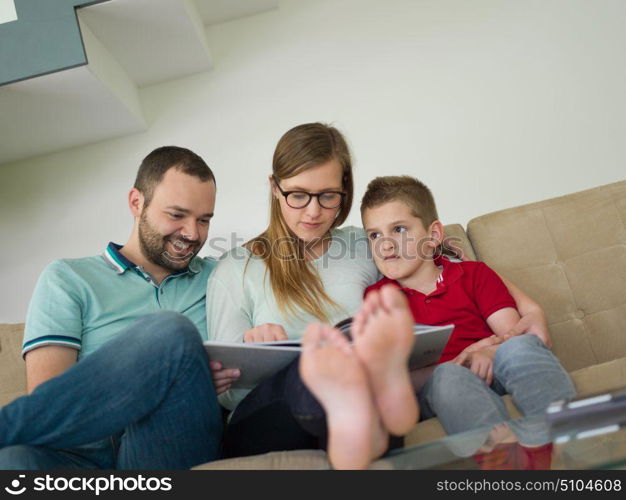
299, 175, 575, 469
358, 175, 575, 437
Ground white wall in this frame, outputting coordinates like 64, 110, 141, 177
1, 0, 625, 323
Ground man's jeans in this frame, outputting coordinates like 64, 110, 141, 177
418, 334, 577, 434
0, 312, 222, 469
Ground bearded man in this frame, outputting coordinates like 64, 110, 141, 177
0, 147, 239, 469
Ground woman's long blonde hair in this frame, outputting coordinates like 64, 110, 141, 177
246, 123, 354, 322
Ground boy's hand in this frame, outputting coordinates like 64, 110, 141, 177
507, 311, 552, 348
209, 360, 240, 395
452, 350, 495, 386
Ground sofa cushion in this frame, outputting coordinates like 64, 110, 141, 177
568, 355, 626, 395
466, 180, 626, 372
0, 323, 27, 404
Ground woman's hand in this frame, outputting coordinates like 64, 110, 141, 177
209, 361, 240, 395
243, 323, 289, 343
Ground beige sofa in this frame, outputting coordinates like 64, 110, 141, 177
1, 180, 625, 469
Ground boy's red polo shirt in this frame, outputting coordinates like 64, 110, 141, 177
364, 257, 516, 362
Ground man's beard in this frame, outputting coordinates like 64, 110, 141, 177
138, 211, 199, 272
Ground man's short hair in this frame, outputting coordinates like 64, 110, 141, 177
360, 175, 439, 226
134, 146, 216, 206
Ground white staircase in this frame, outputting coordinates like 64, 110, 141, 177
0, 0, 277, 165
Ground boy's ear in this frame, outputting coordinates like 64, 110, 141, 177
429, 220, 445, 246
128, 188, 145, 217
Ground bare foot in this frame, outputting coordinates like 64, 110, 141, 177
352, 285, 419, 436
299, 323, 388, 469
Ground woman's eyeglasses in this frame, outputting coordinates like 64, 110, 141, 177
273, 176, 345, 209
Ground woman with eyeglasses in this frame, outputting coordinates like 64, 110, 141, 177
206, 122, 551, 461
206, 123, 379, 456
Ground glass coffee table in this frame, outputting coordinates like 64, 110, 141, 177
376, 402, 626, 470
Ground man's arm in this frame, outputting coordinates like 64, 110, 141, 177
23, 260, 84, 393
25, 346, 78, 394
461, 255, 552, 347
497, 274, 552, 347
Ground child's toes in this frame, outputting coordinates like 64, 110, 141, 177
380, 284, 408, 312
303, 323, 324, 349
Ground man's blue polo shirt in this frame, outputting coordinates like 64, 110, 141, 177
23, 243, 217, 359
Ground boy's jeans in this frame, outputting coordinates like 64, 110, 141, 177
0, 312, 222, 469
418, 334, 576, 434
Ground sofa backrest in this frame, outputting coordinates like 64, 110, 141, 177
442, 223, 477, 261
0, 184, 622, 405
466, 180, 626, 372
